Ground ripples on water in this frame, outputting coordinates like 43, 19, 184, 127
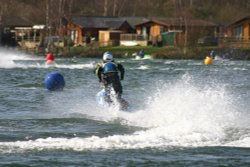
0, 48, 250, 166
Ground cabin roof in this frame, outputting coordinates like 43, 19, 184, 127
69, 16, 216, 29
70, 16, 174, 28
2, 16, 42, 27
135, 18, 216, 27
227, 15, 250, 26
71, 16, 132, 29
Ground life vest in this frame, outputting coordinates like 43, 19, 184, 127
103, 62, 118, 74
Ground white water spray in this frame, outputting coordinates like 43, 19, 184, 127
0, 47, 39, 68
1, 74, 249, 152
0, 47, 95, 69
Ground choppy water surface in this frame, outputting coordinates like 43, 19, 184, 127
0, 48, 250, 166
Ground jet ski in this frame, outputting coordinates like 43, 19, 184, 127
96, 85, 128, 111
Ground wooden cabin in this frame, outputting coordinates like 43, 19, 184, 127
62, 16, 217, 47
99, 30, 122, 46
64, 16, 134, 46
134, 18, 217, 46
14, 25, 45, 49
224, 16, 250, 48
0, 16, 45, 48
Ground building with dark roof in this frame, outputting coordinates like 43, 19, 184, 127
62, 16, 218, 47
224, 15, 250, 48
0, 16, 45, 47
63, 16, 134, 46
134, 18, 217, 46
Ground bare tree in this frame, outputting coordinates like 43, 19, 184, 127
113, 0, 117, 16
68, 0, 74, 16
46, 0, 50, 37
104, 0, 108, 16
174, 0, 193, 54
132, 0, 138, 16
118, 0, 126, 16
0, 0, 17, 17
1, 0, 250, 32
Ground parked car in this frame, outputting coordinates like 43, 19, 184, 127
197, 36, 218, 46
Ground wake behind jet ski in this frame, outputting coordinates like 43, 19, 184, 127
96, 84, 128, 110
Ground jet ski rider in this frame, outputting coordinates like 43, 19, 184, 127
95, 52, 125, 100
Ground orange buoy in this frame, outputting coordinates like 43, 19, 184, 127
204, 56, 213, 65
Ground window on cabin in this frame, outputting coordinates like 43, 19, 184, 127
160, 26, 164, 33
4, 27, 10, 34
233, 25, 243, 41
142, 26, 147, 37
249, 24, 250, 41
110, 32, 120, 40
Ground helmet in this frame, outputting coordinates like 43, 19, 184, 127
103, 62, 118, 74
103, 52, 113, 62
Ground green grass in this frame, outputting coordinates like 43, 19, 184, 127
64, 45, 250, 60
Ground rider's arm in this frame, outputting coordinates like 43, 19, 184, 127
117, 63, 125, 80
95, 63, 103, 82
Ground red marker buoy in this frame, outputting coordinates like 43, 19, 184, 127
46, 53, 55, 61
46, 59, 53, 65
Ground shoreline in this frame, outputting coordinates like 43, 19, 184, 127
16, 46, 250, 60
64, 46, 250, 60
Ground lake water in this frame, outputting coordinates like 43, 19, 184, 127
0, 48, 250, 166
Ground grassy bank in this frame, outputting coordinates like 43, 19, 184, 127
63, 45, 250, 60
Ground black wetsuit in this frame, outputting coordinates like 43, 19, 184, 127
95, 61, 125, 98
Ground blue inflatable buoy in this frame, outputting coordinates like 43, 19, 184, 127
44, 72, 65, 91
